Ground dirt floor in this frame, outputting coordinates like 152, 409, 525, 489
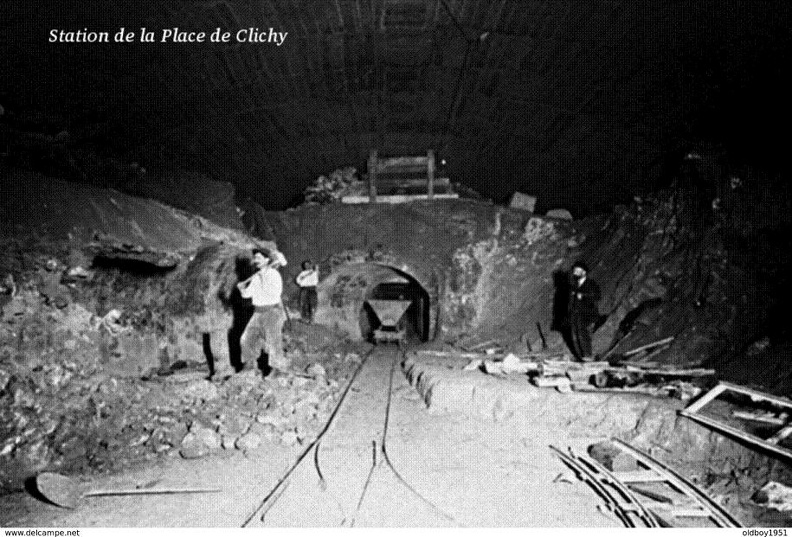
1, 169, 790, 528
2, 347, 621, 527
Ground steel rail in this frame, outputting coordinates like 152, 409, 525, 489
573, 449, 659, 527
242, 345, 461, 527
379, 351, 459, 524
550, 445, 637, 527
611, 438, 741, 528
240, 347, 374, 527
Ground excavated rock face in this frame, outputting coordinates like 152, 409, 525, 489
0, 170, 281, 491
248, 200, 517, 340
250, 198, 576, 344
0, 169, 274, 366
1, 160, 788, 499
247, 173, 788, 384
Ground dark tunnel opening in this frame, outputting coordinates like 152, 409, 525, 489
359, 274, 431, 345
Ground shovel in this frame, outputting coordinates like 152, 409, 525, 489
35, 472, 222, 509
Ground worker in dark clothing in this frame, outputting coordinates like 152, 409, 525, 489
567, 261, 601, 361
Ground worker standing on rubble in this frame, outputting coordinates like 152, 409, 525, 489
237, 249, 289, 373
567, 261, 601, 361
295, 260, 319, 324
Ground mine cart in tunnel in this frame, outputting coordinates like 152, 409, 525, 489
366, 299, 412, 346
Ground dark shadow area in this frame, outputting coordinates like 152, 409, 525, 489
609, 297, 664, 349
23, 476, 51, 505
202, 332, 214, 378
359, 301, 377, 341
91, 256, 175, 275
256, 352, 273, 377
222, 255, 255, 373
551, 269, 576, 355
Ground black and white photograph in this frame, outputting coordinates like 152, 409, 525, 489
1, 0, 791, 530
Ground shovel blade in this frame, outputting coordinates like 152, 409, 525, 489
35, 472, 80, 509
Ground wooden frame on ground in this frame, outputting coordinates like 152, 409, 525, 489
679, 381, 792, 461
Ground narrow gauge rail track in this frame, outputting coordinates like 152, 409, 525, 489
241, 346, 458, 527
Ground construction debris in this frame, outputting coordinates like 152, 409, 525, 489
303, 167, 359, 204
733, 411, 788, 425
545, 208, 573, 220
464, 353, 539, 375
509, 192, 537, 212
453, 345, 711, 397
753, 482, 792, 512
0, 257, 359, 492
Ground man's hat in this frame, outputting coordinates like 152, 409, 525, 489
571, 260, 589, 273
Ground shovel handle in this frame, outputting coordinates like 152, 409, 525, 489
84, 487, 222, 498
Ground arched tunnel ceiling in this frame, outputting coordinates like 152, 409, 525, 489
2, 1, 790, 213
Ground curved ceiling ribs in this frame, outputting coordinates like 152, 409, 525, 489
6, 0, 779, 212
159, 0, 644, 208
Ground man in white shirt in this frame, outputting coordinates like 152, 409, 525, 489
295, 260, 319, 324
237, 249, 288, 372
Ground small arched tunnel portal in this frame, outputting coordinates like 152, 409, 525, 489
315, 263, 434, 344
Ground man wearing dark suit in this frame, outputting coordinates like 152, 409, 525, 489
568, 261, 601, 361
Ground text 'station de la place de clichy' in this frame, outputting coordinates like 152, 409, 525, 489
48, 27, 288, 46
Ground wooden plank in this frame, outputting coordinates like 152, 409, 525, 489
630, 485, 675, 504
667, 508, 712, 518
644, 503, 712, 518
341, 193, 459, 204
415, 349, 489, 358
378, 164, 432, 173
368, 150, 377, 203
543, 360, 609, 370
376, 177, 450, 187
573, 386, 667, 396
684, 383, 728, 414
427, 149, 435, 200
681, 411, 792, 460
612, 470, 668, 483
733, 411, 786, 425
718, 382, 792, 410
766, 425, 792, 445
379, 156, 429, 168
630, 484, 692, 506
533, 376, 571, 388
620, 366, 715, 377
623, 337, 675, 357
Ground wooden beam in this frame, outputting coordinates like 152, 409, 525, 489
683, 383, 728, 414
718, 382, 792, 409
379, 156, 430, 168
377, 163, 433, 173
376, 177, 450, 188
612, 470, 668, 483
680, 411, 792, 462
427, 149, 435, 200
766, 425, 792, 445
368, 149, 378, 202
622, 336, 675, 357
